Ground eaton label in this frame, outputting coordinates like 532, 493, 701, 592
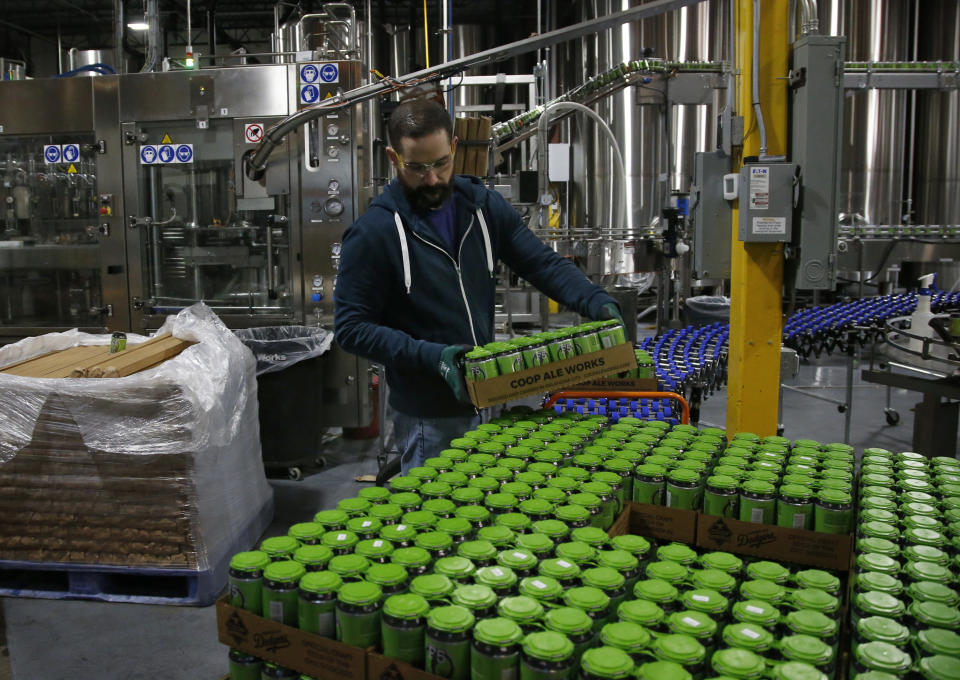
43, 145, 62, 163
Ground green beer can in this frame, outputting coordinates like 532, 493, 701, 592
298, 570, 342, 635
739, 479, 776, 524
520, 631, 575, 680
382, 593, 430, 666
814, 489, 853, 534
777, 484, 814, 530
227, 649, 262, 680
665, 468, 702, 510
262, 560, 306, 626
228, 550, 271, 613
702, 475, 739, 517
426, 605, 476, 680
472, 617, 523, 680
466, 348, 500, 381
336, 580, 383, 648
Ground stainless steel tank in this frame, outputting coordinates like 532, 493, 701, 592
836, 0, 911, 226
67, 49, 113, 75
913, 0, 960, 226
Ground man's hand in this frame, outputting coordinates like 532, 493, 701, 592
438, 345, 473, 405
597, 302, 624, 324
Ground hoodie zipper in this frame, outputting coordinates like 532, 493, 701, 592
408, 215, 479, 347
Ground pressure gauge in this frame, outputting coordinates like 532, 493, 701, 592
326, 123, 339, 137
327, 145, 339, 158
330, 242, 342, 256
324, 198, 344, 217
328, 179, 340, 193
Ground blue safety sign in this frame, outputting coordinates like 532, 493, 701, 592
62, 143, 80, 163
158, 144, 175, 164
139, 145, 158, 164
175, 144, 194, 163
300, 84, 320, 104
43, 145, 62, 163
319, 63, 339, 83
300, 64, 319, 83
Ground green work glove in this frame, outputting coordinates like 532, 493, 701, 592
598, 302, 624, 324
438, 345, 473, 405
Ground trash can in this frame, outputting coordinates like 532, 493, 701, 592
235, 326, 332, 467
685, 295, 731, 327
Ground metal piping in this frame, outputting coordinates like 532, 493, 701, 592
140, 0, 161, 73
752, 0, 768, 156
800, 0, 819, 36
246, 0, 708, 180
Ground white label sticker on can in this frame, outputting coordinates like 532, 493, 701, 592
752, 216, 786, 235
691, 594, 710, 603
397, 525, 406, 531
682, 616, 701, 627
491, 568, 504, 577
373, 540, 383, 547
792, 513, 807, 529
742, 627, 762, 639
749, 166, 769, 210
268, 599, 284, 622
361, 521, 372, 528
531, 579, 547, 589
317, 611, 336, 637
556, 560, 572, 568
745, 605, 765, 615
513, 552, 527, 560
337, 533, 347, 541
750, 508, 764, 523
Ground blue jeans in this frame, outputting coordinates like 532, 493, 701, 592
393, 411, 481, 475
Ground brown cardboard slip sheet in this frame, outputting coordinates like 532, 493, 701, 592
467, 342, 637, 408
607, 501, 698, 544
217, 597, 366, 680
367, 653, 439, 680
1, 346, 106, 377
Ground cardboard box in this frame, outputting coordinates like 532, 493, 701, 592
367, 652, 437, 680
466, 342, 637, 408
216, 597, 366, 680
572, 377, 659, 391
609, 502, 853, 571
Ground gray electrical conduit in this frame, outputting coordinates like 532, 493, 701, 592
532, 101, 627, 234
752, 0, 768, 157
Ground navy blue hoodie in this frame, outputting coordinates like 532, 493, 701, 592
334, 175, 616, 417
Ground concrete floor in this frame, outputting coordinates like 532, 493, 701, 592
0, 352, 926, 680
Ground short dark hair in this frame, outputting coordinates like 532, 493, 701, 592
387, 98, 453, 149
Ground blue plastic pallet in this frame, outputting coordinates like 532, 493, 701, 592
0, 495, 273, 606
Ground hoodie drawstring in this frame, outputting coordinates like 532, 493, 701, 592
394, 212, 412, 294
475, 208, 494, 278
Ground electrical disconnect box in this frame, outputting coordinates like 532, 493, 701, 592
738, 161, 797, 243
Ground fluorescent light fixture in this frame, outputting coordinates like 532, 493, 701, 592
127, 20, 150, 30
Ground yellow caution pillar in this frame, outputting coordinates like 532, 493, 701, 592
726, 0, 789, 436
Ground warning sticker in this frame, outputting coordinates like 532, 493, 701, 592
752, 217, 787, 235
749, 166, 769, 210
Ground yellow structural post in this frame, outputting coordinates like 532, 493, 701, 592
726, 0, 789, 436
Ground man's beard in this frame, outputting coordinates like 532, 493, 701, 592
401, 177, 453, 212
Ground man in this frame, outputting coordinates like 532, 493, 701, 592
334, 98, 621, 473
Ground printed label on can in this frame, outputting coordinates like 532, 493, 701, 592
337, 533, 347, 540
745, 605, 764, 615
792, 513, 806, 529
530, 580, 547, 590
362, 521, 372, 527
682, 616, 701, 627
750, 508, 764, 523
691, 594, 710, 603
317, 610, 336, 637
742, 627, 761, 639
374, 540, 383, 547
556, 561, 571, 569
269, 599, 284, 622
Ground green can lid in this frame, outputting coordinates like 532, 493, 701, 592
415, 531, 453, 551
570, 527, 609, 547
337, 497, 372, 514
856, 553, 899, 574
905, 560, 953, 583
667, 610, 717, 638
657, 543, 698, 565
741, 479, 775, 494
293, 545, 334, 566
391, 492, 423, 509
410, 573, 454, 598
781, 474, 817, 488
645, 561, 689, 583
706, 475, 739, 491
428, 604, 475, 633
790, 589, 838, 613
853, 641, 912, 672
794, 570, 840, 592
355, 538, 393, 559
328, 554, 371, 577
780, 635, 832, 664
370, 504, 404, 522
453, 584, 497, 609
421, 484, 454, 502
582, 567, 626, 590
618, 599, 664, 627
440, 448, 470, 462
475, 565, 518, 587
581, 647, 635, 679
770, 662, 828, 680
379, 522, 416, 543
532, 519, 570, 539
457, 540, 496, 561
497, 595, 544, 623
473, 617, 523, 646
856, 616, 910, 645
667, 468, 701, 484
347, 516, 383, 534
555, 504, 592, 523
635, 463, 667, 477
477, 525, 515, 546
433, 556, 475, 579
389, 476, 422, 492
740, 579, 786, 602
539, 557, 581, 579
391, 546, 432, 568
604, 458, 635, 473
321, 530, 359, 549
523, 630, 574, 661
556, 541, 597, 564
548, 476, 579, 492
732, 599, 781, 626
383, 593, 429, 619
690, 569, 737, 593
496, 513, 532, 533
424, 457, 454, 472
543, 607, 593, 635
522, 497, 560, 515
746, 561, 790, 583
498, 548, 538, 570
917, 629, 960, 657
856, 591, 905, 617
602, 621, 652, 650
611, 534, 651, 555
909, 600, 960, 627
527, 462, 557, 477
337, 580, 382, 606
516, 533, 554, 555
634, 578, 679, 603
574, 453, 604, 469
569, 492, 602, 509
778, 484, 813, 500
652, 633, 705, 664
436, 517, 473, 537
564, 585, 610, 612
859, 509, 899, 526
409, 466, 439, 481
365, 563, 408, 587
230, 550, 272, 572
299, 570, 343, 594
712, 648, 767, 677
861, 521, 901, 540
681, 589, 728, 614
856, 572, 903, 595
785, 609, 838, 638
919, 656, 960, 680
597, 549, 639, 572
699, 552, 743, 574
261, 535, 301, 555
485, 492, 519, 510
456, 461, 485, 477
520, 575, 563, 600
907, 580, 959, 606
288, 522, 325, 542
515, 471, 545, 488
402, 510, 437, 528
465, 347, 494, 359
817, 488, 852, 504
723, 622, 775, 649
455, 505, 491, 523
635, 661, 692, 680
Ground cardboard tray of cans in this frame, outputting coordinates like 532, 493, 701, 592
466, 342, 638, 408
216, 498, 854, 680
